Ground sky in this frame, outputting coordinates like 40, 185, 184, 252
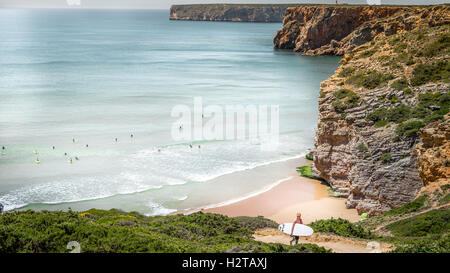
0, 0, 448, 10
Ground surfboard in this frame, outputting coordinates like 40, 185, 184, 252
278, 223, 314, 237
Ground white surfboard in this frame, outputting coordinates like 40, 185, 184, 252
278, 223, 314, 237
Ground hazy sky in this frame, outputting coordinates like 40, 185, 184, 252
0, 0, 448, 10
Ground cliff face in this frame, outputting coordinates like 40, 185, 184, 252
298, 6, 450, 215
274, 5, 449, 55
170, 4, 289, 22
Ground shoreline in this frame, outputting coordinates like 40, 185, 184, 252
176, 165, 360, 224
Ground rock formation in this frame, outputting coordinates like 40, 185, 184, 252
170, 4, 290, 22
273, 5, 450, 215
274, 5, 450, 55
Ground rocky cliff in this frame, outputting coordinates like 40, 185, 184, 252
274, 5, 449, 55
277, 5, 450, 215
170, 4, 290, 22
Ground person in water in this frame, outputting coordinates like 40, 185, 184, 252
0, 202, 4, 214
2, 146, 5, 150
290, 212, 303, 246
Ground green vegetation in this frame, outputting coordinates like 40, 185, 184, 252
357, 47, 377, 59
439, 194, 450, 204
332, 89, 361, 113
358, 143, 368, 153
296, 165, 318, 180
441, 184, 450, 191
396, 120, 425, 138
338, 67, 356, 77
380, 152, 392, 163
346, 70, 394, 89
411, 60, 450, 86
390, 78, 409, 91
305, 153, 313, 161
366, 91, 449, 137
0, 209, 330, 253
384, 195, 428, 216
308, 218, 373, 239
386, 208, 450, 237
420, 34, 450, 58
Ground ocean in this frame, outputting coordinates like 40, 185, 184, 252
0, 9, 340, 215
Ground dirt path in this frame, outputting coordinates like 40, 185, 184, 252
253, 228, 394, 253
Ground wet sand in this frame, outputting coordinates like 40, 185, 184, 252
204, 175, 360, 224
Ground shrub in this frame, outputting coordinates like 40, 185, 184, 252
381, 152, 392, 163
358, 143, 368, 153
375, 120, 389, 127
305, 153, 313, 161
421, 34, 450, 57
386, 209, 450, 237
439, 194, 450, 204
347, 70, 395, 89
396, 120, 424, 138
338, 67, 356, 77
308, 218, 373, 239
385, 195, 428, 216
390, 78, 409, 91
411, 60, 450, 86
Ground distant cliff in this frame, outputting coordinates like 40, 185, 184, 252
169, 4, 290, 22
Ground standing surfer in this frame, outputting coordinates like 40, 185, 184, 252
290, 212, 303, 245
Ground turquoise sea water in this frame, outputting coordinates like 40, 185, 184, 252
0, 9, 340, 214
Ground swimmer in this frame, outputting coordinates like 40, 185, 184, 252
2, 146, 5, 150
198, 145, 201, 149
86, 144, 88, 148
189, 144, 193, 148
158, 149, 161, 153
131, 134, 134, 138
72, 138, 75, 143
64, 152, 67, 156
115, 138, 118, 142
75, 156, 79, 161
52, 146, 55, 150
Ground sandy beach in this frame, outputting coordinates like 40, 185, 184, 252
203, 171, 360, 224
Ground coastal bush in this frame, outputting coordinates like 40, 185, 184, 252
338, 67, 356, 78
391, 234, 450, 253
439, 194, 450, 204
411, 60, 450, 86
386, 208, 450, 237
332, 89, 360, 113
375, 120, 389, 128
358, 143, 368, 153
390, 78, 409, 91
384, 195, 428, 216
380, 152, 392, 163
305, 153, 313, 161
420, 34, 450, 58
347, 70, 394, 89
395, 120, 424, 138
440, 184, 450, 191
0, 210, 329, 253
357, 47, 377, 59
308, 218, 373, 239
234, 216, 278, 231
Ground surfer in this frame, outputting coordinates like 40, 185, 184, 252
290, 212, 303, 245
